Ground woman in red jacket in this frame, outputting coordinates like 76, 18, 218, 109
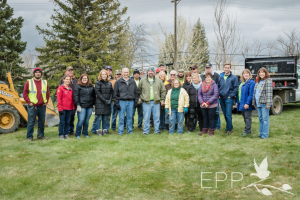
57, 75, 75, 139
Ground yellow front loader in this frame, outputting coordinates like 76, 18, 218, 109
0, 73, 60, 134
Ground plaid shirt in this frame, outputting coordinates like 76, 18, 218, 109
252, 78, 273, 107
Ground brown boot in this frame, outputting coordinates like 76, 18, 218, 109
208, 129, 215, 136
199, 128, 208, 136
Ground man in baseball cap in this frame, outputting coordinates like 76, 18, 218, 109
23, 67, 50, 141
59, 66, 78, 135
178, 69, 185, 84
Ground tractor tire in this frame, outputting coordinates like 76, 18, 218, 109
0, 105, 20, 134
270, 95, 283, 115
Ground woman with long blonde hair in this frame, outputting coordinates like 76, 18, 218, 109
93, 69, 113, 136
236, 69, 255, 136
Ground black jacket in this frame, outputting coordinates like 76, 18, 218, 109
95, 79, 113, 115
183, 81, 191, 91
113, 77, 139, 106
186, 84, 200, 108
74, 84, 95, 109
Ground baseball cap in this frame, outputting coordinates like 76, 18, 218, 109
205, 63, 213, 68
156, 68, 160, 73
105, 66, 112, 70
178, 69, 185, 73
66, 66, 73, 71
190, 65, 198, 69
115, 70, 121, 75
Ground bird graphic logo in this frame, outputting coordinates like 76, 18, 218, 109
242, 157, 294, 196
250, 157, 271, 180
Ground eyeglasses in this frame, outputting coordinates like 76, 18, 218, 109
116, 74, 121, 75
170, 74, 176, 76
191, 68, 197, 70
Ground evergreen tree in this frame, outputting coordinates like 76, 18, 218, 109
189, 18, 210, 67
0, 0, 27, 91
36, 0, 129, 94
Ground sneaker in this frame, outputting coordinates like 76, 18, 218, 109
96, 129, 102, 136
143, 133, 148, 135
59, 135, 65, 140
64, 135, 70, 139
102, 129, 108, 136
225, 130, 233, 135
241, 132, 247, 136
155, 132, 161, 134
37, 136, 48, 140
27, 138, 33, 141
84, 135, 89, 138
76, 136, 81, 139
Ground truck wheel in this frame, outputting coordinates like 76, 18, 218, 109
271, 95, 283, 115
0, 105, 20, 134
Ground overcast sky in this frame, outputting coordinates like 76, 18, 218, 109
9, 0, 300, 67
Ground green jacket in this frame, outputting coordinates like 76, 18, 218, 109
138, 76, 166, 104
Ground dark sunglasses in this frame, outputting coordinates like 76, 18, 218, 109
170, 74, 176, 76
116, 74, 121, 75
191, 68, 197, 70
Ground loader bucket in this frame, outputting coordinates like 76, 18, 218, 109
45, 98, 60, 127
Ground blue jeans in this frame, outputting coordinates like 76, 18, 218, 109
257, 106, 270, 138
91, 114, 99, 133
220, 98, 234, 131
75, 108, 93, 137
26, 105, 46, 139
111, 102, 118, 130
214, 99, 221, 130
142, 101, 160, 134
160, 107, 166, 130
133, 104, 143, 128
92, 114, 110, 132
69, 112, 75, 134
165, 112, 170, 125
169, 108, 184, 134
59, 110, 72, 136
118, 100, 134, 135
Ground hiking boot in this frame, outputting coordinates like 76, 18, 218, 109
27, 138, 33, 141
225, 130, 233, 135
96, 129, 102, 136
102, 129, 108, 136
208, 129, 215, 136
37, 136, 48, 140
64, 135, 70, 139
59, 135, 65, 140
199, 128, 208, 136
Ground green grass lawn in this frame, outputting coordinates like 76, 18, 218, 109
1, 104, 300, 199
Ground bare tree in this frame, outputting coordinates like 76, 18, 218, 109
241, 39, 268, 58
277, 29, 300, 56
22, 50, 38, 75
213, 0, 243, 70
152, 16, 209, 71
122, 24, 150, 69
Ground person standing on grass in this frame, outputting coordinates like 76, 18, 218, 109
113, 68, 139, 135
236, 69, 255, 136
23, 68, 50, 141
200, 63, 224, 131
183, 72, 192, 127
131, 69, 143, 130
165, 79, 189, 134
186, 73, 203, 133
158, 71, 168, 130
59, 66, 78, 136
139, 67, 166, 135
252, 68, 273, 139
57, 75, 75, 140
164, 70, 178, 130
198, 73, 219, 136
93, 70, 113, 136
109, 69, 122, 131
74, 74, 95, 139
219, 63, 239, 135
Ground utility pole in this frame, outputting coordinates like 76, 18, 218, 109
141, 57, 144, 71
171, 0, 181, 71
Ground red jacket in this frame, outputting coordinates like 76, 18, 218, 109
57, 85, 75, 111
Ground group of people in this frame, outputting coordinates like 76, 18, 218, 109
23, 63, 273, 141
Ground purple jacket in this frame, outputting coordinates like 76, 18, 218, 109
198, 81, 219, 105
